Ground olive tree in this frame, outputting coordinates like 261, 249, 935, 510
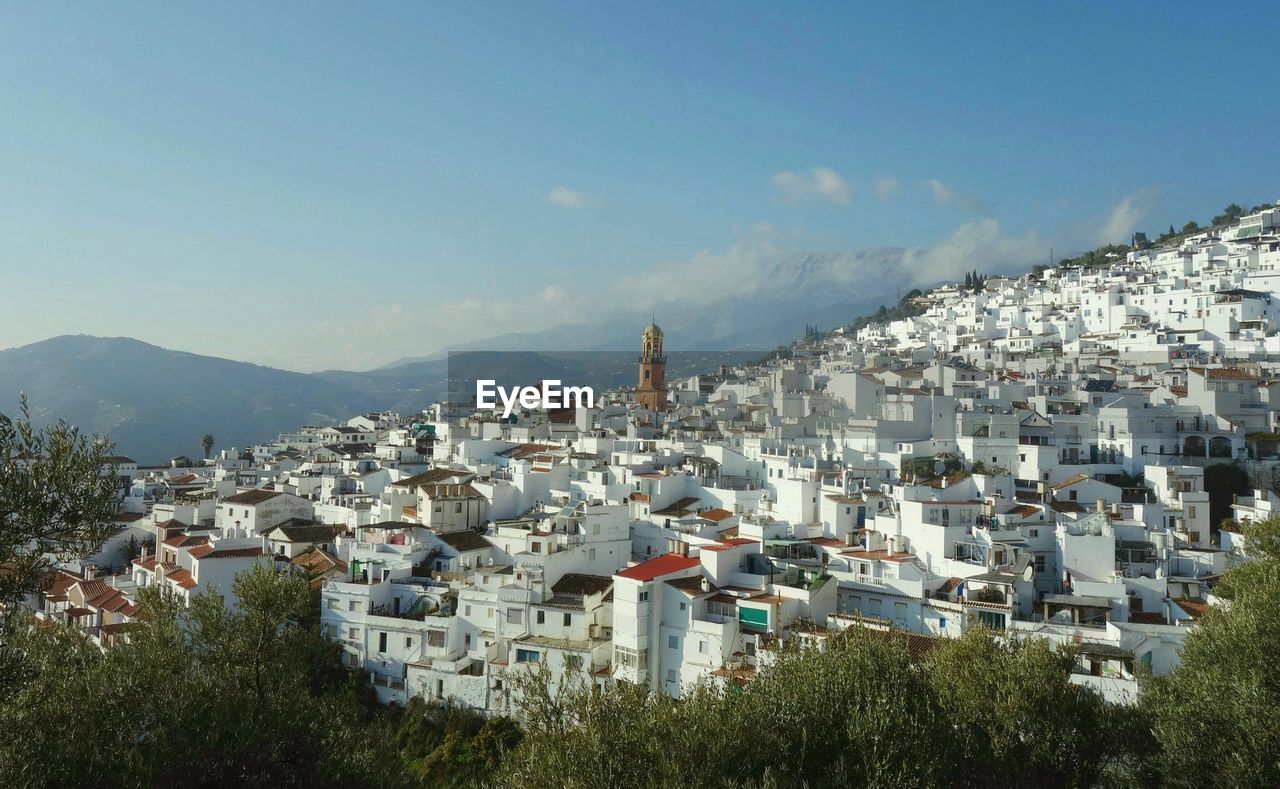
0, 396, 121, 634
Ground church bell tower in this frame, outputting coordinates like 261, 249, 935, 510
635, 321, 667, 410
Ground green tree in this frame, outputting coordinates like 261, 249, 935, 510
1142, 515, 1280, 787
0, 396, 120, 635
201, 433, 215, 459
1182, 220, 1200, 234
499, 627, 1131, 788
1212, 203, 1245, 227
925, 630, 1139, 786
0, 566, 417, 787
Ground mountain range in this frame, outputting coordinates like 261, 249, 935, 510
0, 249, 915, 463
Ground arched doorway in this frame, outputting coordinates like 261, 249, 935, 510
1183, 435, 1206, 457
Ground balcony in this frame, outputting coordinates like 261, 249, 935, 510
370, 672, 406, 692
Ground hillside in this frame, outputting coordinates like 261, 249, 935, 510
0, 336, 380, 464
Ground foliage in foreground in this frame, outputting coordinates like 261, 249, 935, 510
0, 566, 513, 788
1141, 514, 1280, 788
499, 628, 1141, 789
0, 396, 121, 636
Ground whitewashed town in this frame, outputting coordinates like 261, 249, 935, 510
28, 202, 1280, 719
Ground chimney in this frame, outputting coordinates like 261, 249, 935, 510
700, 577, 709, 593
1096, 499, 1106, 513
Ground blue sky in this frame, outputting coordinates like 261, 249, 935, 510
1, 2, 1277, 370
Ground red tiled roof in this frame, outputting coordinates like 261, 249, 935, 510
615, 553, 700, 582
162, 534, 209, 548
77, 579, 110, 599
840, 548, 915, 563
189, 545, 265, 560
1051, 474, 1090, 490
166, 569, 198, 590
700, 508, 734, 522
1194, 367, 1258, 381
804, 537, 845, 548
1173, 597, 1212, 620
43, 572, 78, 601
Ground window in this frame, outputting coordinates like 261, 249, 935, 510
405, 636, 413, 649
348, 600, 358, 612
536, 610, 545, 625
506, 609, 523, 625
615, 646, 647, 670
378, 633, 387, 653
679, 601, 686, 611
589, 548, 596, 560
465, 605, 471, 616
1029, 528, 1038, 538
515, 649, 540, 663
668, 635, 678, 650
666, 669, 677, 683
973, 610, 1006, 629
639, 591, 650, 602
327, 599, 338, 610
427, 630, 445, 648
699, 640, 708, 654
1034, 555, 1046, 573
348, 627, 358, 639
455, 502, 463, 513
563, 612, 572, 627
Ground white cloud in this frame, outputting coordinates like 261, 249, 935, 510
874, 176, 900, 201
1096, 187, 1159, 245
546, 186, 588, 208
922, 178, 984, 213
299, 215, 1046, 368
901, 218, 1043, 284
614, 223, 785, 310
771, 166, 853, 205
